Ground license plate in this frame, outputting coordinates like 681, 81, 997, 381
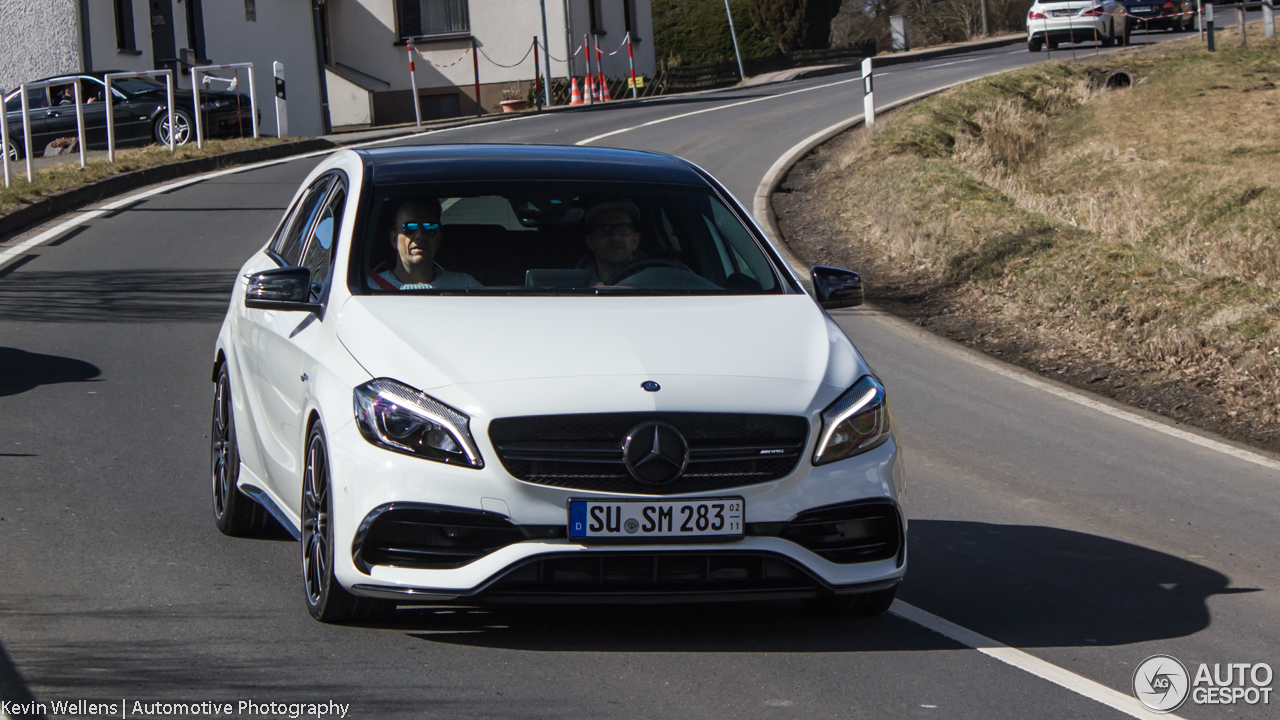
568, 498, 744, 539
1133, 6, 1152, 12
1052, 9, 1073, 15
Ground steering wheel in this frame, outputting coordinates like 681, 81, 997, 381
604, 258, 692, 285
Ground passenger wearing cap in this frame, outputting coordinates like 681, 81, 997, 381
370, 198, 482, 291
578, 200, 645, 285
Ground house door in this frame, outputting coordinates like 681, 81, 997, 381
150, 0, 177, 71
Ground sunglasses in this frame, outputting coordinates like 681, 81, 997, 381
400, 221, 440, 234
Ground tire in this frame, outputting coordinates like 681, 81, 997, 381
153, 108, 193, 147
1028, 38, 1044, 52
302, 423, 396, 624
5, 138, 21, 162
802, 585, 898, 618
211, 365, 271, 537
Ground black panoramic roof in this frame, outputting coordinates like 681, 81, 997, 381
360, 145, 707, 186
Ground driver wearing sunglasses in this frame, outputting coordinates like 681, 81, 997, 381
371, 198, 481, 291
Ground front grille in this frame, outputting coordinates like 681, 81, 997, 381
489, 413, 809, 494
481, 551, 822, 601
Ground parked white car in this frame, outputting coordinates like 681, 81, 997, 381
1027, 0, 1129, 51
210, 145, 907, 623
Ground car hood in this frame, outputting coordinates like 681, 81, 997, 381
335, 294, 866, 397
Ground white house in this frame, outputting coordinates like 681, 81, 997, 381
325, 0, 656, 126
1, 1, 655, 136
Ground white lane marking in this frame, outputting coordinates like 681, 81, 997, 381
892, 601, 1183, 720
919, 57, 984, 69
576, 75, 864, 145
752, 73, 1280, 478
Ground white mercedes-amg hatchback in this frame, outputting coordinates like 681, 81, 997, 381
210, 145, 907, 623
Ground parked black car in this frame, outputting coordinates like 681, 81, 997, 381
3, 72, 256, 160
1120, 0, 1195, 32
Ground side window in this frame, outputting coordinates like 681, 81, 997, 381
299, 185, 346, 301
272, 175, 335, 265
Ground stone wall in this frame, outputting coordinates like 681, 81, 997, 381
0, 0, 82, 90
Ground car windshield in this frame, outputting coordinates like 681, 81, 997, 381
358, 180, 783, 296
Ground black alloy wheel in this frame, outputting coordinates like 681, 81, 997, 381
301, 423, 396, 624
154, 108, 193, 146
802, 585, 898, 618
211, 365, 269, 536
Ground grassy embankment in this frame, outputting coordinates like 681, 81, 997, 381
0, 136, 291, 217
777, 27, 1280, 450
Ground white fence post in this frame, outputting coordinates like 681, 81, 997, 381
191, 67, 203, 149
1265, 0, 1275, 38
165, 73, 175, 151
273, 61, 288, 137
1, 88, 10, 188
20, 83, 32, 181
862, 58, 875, 127
72, 79, 85, 168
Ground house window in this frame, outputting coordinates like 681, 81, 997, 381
589, 0, 605, 35
397, 0, 471, 39
113, 0, 137, 52
245, 0, 256, 22
623, 0, 639, 40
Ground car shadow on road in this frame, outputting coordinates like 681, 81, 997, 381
0, 347, 100, 397
0, 270, 236, 323
399, 520, 1249, 652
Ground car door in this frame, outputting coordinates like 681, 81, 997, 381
41, 82, 83, 148
257, 181, 349, 515
5, 88, 49, 155
234, 173, 336, 507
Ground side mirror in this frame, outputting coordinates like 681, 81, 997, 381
810, 265, 864, 309
244, 266, 321, 312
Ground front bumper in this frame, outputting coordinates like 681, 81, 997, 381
325, 417, 907, 601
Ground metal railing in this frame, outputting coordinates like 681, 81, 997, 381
104, 69, 175, 162
190, 62, 259, 148
15, 78, 87, 182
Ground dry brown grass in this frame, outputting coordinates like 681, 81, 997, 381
0, 136, 293, 217
778, 25, 1280, 449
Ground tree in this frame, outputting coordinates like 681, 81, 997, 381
747, 0, 845, 52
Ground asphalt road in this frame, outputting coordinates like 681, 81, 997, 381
2, 23, 1276, 720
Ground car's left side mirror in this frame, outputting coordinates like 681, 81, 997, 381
244, 266, 322, 313
810, 265, 864, 309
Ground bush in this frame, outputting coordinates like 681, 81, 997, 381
653, 0, 781, 66
747, 0, 844, 52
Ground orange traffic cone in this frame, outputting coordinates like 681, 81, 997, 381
569, 78, 583, 105
602, 79, 612, 102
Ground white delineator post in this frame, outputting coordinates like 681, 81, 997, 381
407, 40, 422, 127
862, 58, 874, 127
1265, 0, 1275, 39
273, 61, 288, 137
106, 69, 176, 161
191, 62, 259, 148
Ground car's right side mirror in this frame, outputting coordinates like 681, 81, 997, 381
810, 266, 864, 309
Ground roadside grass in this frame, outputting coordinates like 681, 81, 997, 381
0, 136, 291, 217
780, 25, 1280, 447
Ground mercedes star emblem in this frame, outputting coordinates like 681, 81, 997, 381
622, 422, 689, 485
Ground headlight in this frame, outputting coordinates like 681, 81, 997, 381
353, 379, 483, 468
813, 376, 891, 465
